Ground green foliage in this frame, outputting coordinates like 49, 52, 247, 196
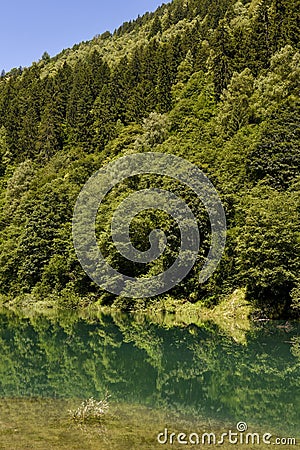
291, 283, 300, 314
0, 0, 299, 317
149, 16, 162, 38
41, 51, 51, 63
134, 112, 170, 150
218, 68, 254, 135
246, 99, 300, 189
237, 186, 300, 317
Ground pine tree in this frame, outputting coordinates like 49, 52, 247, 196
248, 0, 272, 74
149, 16, 162, 38
156, 45, 173, 112
211, 19, 235, 98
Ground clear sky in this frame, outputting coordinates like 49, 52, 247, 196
0, 0, 167, 72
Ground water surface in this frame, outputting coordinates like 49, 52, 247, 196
0, 308, 299, 449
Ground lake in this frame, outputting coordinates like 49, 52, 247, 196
0, 307, 299, 449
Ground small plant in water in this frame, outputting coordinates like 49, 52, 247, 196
69, 396, 110, 422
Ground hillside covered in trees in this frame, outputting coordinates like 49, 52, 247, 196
0, 0, 299, 318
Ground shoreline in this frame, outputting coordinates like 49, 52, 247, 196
0, 288, 255, 344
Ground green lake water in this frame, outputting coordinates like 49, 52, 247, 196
0, 308, 299, 449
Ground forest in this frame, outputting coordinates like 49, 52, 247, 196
0, 0, 299, 318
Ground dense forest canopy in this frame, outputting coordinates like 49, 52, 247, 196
0, 0, 299, 318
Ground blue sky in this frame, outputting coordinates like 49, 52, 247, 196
0, 0, 167, 72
